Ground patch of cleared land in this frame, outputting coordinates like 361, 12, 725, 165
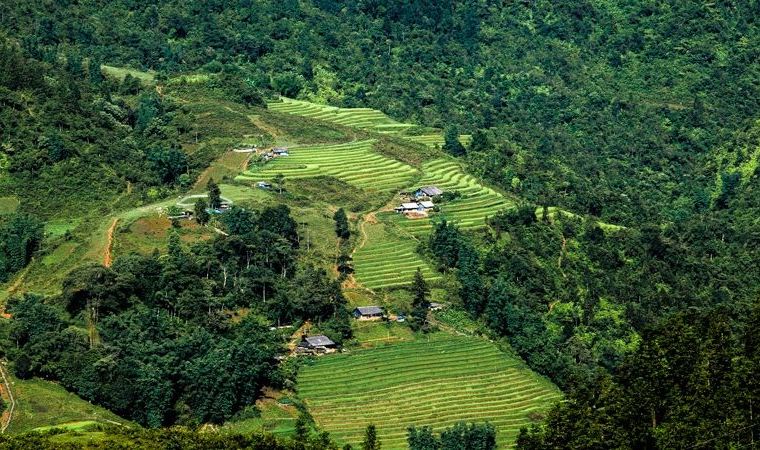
298, 334, 561, 449
237, 140, 419, 193
0, 196, 20, 215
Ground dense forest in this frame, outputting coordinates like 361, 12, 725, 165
2, 204, 351, 427
1, 0, 759, 448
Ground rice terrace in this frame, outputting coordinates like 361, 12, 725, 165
298, 334, 561, 449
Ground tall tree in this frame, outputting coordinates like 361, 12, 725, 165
334, 208, 350, 240
362, 424, 381, 450
443, 126, 465, 156
194, 198, 210, 225
207, 178, 222, 209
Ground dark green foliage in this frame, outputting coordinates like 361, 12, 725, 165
333, 208, 350, 240
428, 220, 461, 271
207, 178, 222, 209
4, 206, 352, 427
0, 425, 343, 449
517, 305, 760, 449
194, 198, 210, 225
361, 424, 380, 450
0, 213, 44, 282
442, 126, 465, 157
408, 422, 496, 450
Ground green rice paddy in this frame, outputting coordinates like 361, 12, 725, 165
388, 159, 514, 235
236, 140, 419, 193
352, 222, 441, 290
298, 334, 561, 449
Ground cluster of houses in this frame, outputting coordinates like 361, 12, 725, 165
168, 200, 233, 220
297, 303, 445, 355
260, 146, 289, 162
394, 186, 443, 214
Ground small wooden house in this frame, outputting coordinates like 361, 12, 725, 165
418, 201, 435, 210
256, 181, 272, 189
273, 147, 289, 156
353, 306, 384, 320
298, 335, 337, 354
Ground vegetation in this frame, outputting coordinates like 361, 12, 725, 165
238, 140, 418, 194
297, 334, 560, 448
1, 0, 759, 447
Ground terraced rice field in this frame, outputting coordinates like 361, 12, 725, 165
298, 334, 561, 449
267, 98, 468, 148
268, 98, 414, 135
353, 222, 440, 290
236, 140, 418, 192
390, 159, 513, 235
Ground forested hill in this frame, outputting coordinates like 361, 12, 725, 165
3, 1, 759, 225
1, 1, 759, 449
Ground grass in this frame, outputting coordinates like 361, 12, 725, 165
352, 221, 441, 290
0, 196, 19, 215
384, 159, 514, 235
222, 393, 299, 437
297, 333, 561, 449
101, 65, 155, 85
237, 140, 419, 194
6, 375, 131, 434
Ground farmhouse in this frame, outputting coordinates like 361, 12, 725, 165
429, 302, 444, 311
414, 186, 443, 199
395, 202, 422, 213
353, 306, 384, 320
395, 201, 435, 213
169, 209, 193, 220
256, 181, 272, 189
273, 147, 289, 156
298, 335, 337, 354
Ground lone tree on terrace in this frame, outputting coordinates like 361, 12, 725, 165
194, 198, 210, 225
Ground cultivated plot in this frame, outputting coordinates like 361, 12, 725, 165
388, 159, 513, 235
352, 221, 440, 290
237, 140, 419, 193
298, 334, 561, 449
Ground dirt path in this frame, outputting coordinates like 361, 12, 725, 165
0, 360, 16, 433
249, 115, 281, 139
103, 218, 119, 268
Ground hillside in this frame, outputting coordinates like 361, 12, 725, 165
0, 1, 759, 449
299, 333, 560, 449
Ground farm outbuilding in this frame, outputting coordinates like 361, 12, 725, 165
395, 202, 422, 213
298, 335, 337, 354
414, 186, 443, 199
353, 306, 384, 320
418, 201, 435, 210
273, 147, 289, 156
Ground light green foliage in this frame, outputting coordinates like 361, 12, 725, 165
298, 334, 561, 449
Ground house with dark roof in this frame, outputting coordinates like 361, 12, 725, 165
353, 306, 384, 320
272, 147, 289, 156
298, 335, 337, 354
414, 186, 443, 199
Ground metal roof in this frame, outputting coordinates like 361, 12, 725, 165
304, 335, 336, 347
400, 202, 420, 209
419, 186, 443, 196
419, 201, 435, 208
355, 306, 383, 315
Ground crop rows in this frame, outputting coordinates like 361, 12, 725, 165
268, 98, 414, 135
236, 140, 418, 192
298, 335, 561, 449
267, 98, 468, 148
390, 159, 513, 235
353, 223, 440, 290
